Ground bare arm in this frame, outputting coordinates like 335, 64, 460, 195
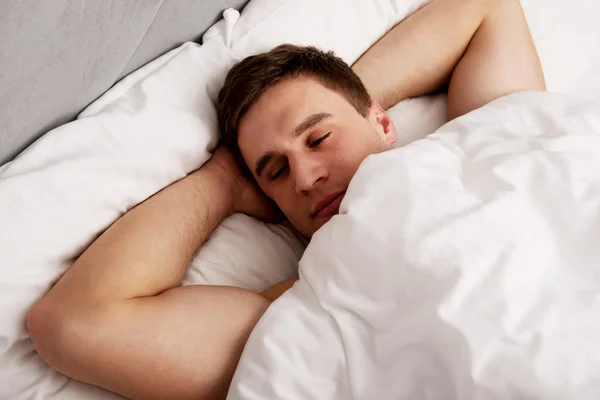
27, 146, 280, 399
261, 278, 298, 301
353, 0, 545, 119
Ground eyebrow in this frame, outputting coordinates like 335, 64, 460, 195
254, 151, 275, 179
254, 112, 333, 177
292, 112, 333, 138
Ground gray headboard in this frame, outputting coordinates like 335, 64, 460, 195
0, 0, 249, 166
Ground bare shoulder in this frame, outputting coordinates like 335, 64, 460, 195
447, 0, 546, 119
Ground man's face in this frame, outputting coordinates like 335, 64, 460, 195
238, 76, 397, 237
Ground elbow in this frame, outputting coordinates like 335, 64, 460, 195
27, 298, 88, 374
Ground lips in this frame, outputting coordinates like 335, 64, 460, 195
311, 191, 346, 219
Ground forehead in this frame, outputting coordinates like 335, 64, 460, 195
237, 77, 355, 164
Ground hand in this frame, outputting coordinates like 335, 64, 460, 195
203, 144, 283, 223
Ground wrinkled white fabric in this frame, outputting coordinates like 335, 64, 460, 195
0, 1, 423, 397
3, 0, 600, 397
229, 92, 600, 400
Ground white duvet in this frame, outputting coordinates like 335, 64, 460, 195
229, 92, 600, 399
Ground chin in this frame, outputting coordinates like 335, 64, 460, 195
289, 221, 312, 239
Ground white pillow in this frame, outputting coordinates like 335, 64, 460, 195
4, 0, 598, 397
0, 41, 220, 400
0, 1, 424, 398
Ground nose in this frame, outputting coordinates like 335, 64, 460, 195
290, 154, 327, 194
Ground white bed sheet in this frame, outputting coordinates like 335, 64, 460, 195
230, 90, 600, 399
229, 0, 600, 397
1, 0, 599, 398
0, 0, 422, 398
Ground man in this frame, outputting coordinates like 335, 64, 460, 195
27, 0, 545, 398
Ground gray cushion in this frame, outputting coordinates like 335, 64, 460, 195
0, 0, 248, 166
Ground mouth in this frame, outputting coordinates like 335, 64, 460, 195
311, 191, 346, 219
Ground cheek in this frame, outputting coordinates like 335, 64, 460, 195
277, 193, 308, 229
262, 181, 295, 213
331, 134, 377, 173
264, 181, 309, 227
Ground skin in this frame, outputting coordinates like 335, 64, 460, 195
238, 78, 397, 237
27, 0, 545, 399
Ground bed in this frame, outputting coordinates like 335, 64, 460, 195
1, 0, 600, 399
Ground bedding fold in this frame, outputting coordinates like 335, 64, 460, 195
229, 91, 600, 400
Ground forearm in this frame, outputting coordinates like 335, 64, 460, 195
29, 165, 264, 399
353, 0, 492, 109
261, 278, 298, 301
47, 165, 233, 305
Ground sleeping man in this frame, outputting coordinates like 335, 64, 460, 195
27, 0, 545, 398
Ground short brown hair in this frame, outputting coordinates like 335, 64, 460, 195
216, 44, 371, 163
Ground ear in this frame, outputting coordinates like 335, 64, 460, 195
368, 100, 397, 146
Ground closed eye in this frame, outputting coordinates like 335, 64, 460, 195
270, 164, 288, 180
310, 132, 331, 148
